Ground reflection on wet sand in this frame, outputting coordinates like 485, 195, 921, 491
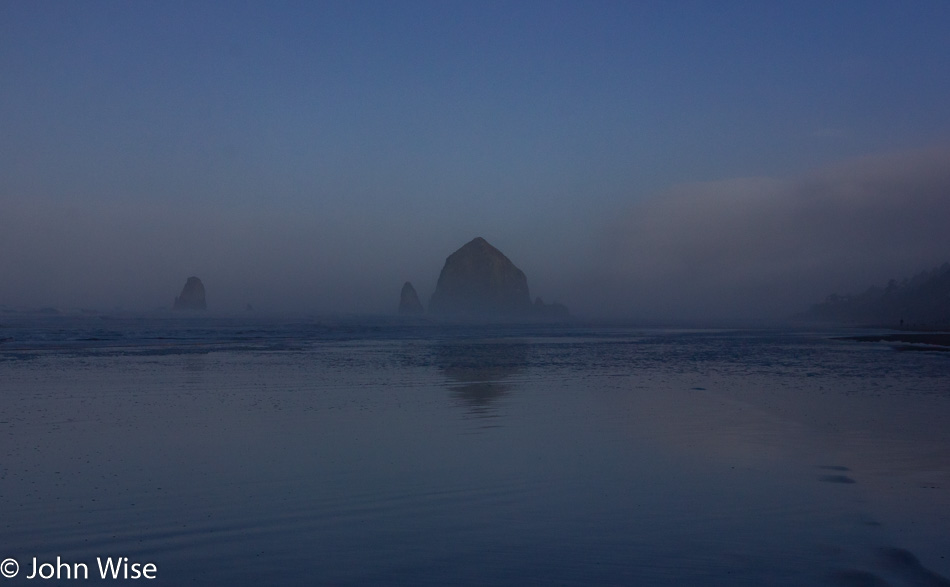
434, 340, 529, 417
831, 547, 950, 587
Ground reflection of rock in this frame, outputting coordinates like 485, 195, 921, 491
429, 237, 531, 318
435, 340, 528, 417
877, 547, 950, 585
398, 281, 424, 315
173, 277, 207, 311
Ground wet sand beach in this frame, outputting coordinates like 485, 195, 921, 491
1, 318, 948, 585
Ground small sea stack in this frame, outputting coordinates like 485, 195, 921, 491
398, 282, 425, 315
173, 276, 207, 311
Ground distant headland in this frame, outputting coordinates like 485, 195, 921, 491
800, 262, 950, 330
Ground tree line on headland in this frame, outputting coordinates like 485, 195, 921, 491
801, 262, 950, 330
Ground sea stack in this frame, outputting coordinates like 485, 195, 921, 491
428, 237, 531, 318
173, 276, 207, 311
398, 281, 425, 315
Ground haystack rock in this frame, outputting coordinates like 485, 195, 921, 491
398, 281, 425, 315
428, 237, 531, 318
173, 276, 207, 311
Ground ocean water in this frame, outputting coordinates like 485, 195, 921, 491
0, 315, 948, 586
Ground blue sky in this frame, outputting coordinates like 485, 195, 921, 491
2, 1, 950, 317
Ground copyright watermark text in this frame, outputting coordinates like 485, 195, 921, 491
1, 557, 156, 580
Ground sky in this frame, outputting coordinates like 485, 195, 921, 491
2, 1, 949, 320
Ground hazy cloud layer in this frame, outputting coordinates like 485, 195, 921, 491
592, 148, 950, 322
2, 147, 949, 321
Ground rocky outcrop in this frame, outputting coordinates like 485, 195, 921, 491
398, 281, 424, 315
428, 237, 531, 318
173, 276, 207, 311
533, 296, 570, 319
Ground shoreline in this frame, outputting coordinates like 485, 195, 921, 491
836, 332, 950, 351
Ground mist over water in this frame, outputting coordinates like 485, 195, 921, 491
593, 148, 950, 322
3, 149, 949, 323
3, 4, 950, 321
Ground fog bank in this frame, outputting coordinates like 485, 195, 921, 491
2, 148, 949, 321
590, 148, 950, 322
